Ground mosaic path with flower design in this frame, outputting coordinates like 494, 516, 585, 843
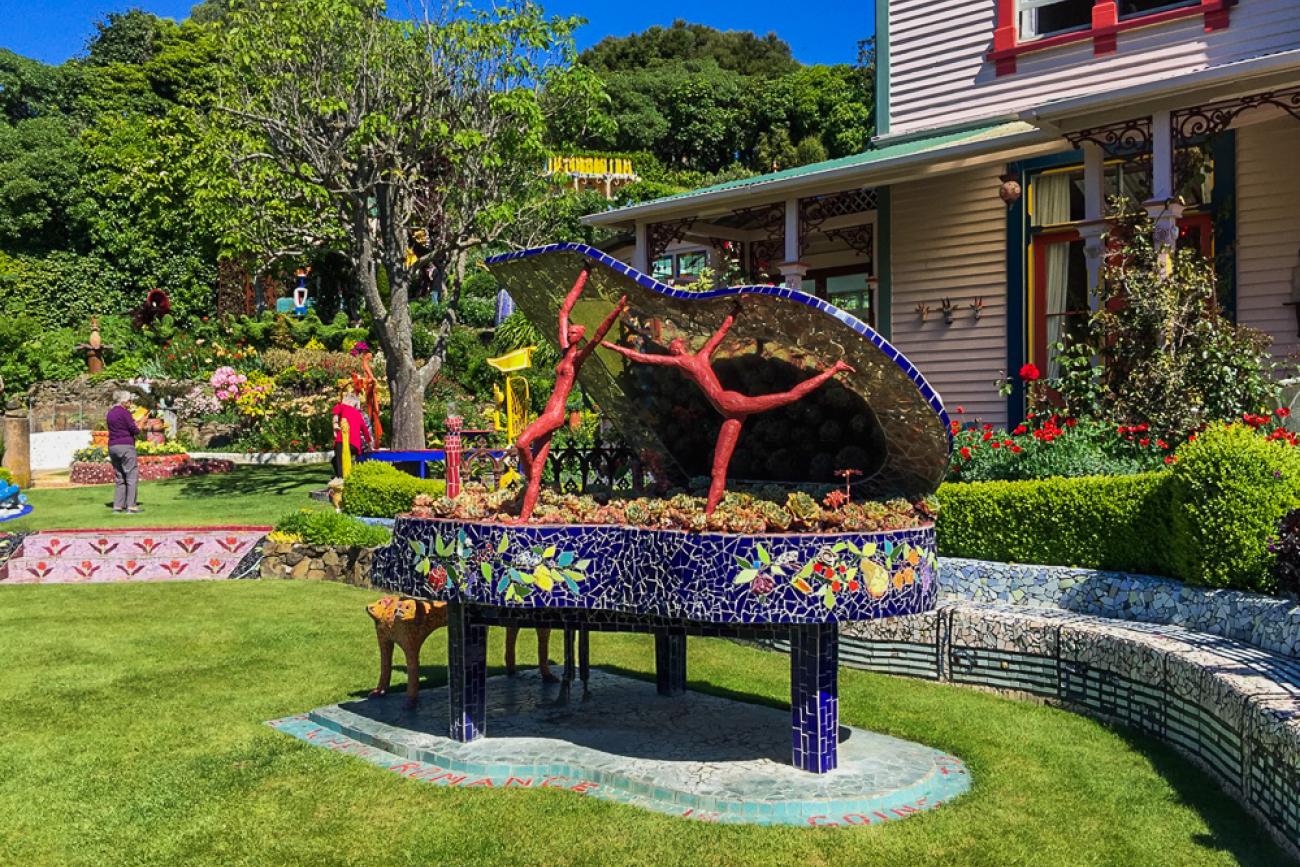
271, 669, 970, 826
1, 527, 268, 584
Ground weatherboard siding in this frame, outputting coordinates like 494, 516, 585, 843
1236, 116, 1300, 360
891, 165, 1009, 426
887, 0, 1300, 135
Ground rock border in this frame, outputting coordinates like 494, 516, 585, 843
259, 541, 375, 585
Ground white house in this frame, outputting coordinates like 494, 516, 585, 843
583, 0, 1300, 425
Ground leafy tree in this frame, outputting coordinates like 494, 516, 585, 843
0, 116, 87, 253
579, 20, 798, 78
86, 9, 169, 68
211, 0, 582, 448
0, 50, 75, 122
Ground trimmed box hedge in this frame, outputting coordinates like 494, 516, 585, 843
938, 424, 1300, 593
341, 461, 446, 519
937, 472, 1175, 576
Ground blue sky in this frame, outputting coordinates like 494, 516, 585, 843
0, 1, 872, 67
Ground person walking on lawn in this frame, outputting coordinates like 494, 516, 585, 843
106, 390, 143, 513
332, 389, 374, 478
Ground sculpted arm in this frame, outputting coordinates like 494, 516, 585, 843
558, 267, 591, 350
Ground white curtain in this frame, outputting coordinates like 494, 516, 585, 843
1036, 173, 1072, 378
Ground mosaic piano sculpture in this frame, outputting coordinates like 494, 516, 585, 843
0, 480, 31, 523
374, 243, 951, 773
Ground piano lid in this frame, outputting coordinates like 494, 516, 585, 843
486, 243, 951, 498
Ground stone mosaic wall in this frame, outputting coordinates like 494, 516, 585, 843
816, 601, 1300, 856
260, 541, 374, 586
939, 557, 1300, 659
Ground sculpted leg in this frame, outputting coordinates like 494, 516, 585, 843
400, 630, 422, 707
505, 625, 519, 675
372, 627, 394, 697
706, 418, 744, 515
538, 627, 559, 683
516, 435, 553, 522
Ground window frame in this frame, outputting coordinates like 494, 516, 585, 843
989, 0, 1232, 76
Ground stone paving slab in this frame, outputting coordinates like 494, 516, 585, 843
269, 670, 970, 826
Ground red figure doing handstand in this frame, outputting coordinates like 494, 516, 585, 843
603, 304, 854, 514
514, 268, 627, 522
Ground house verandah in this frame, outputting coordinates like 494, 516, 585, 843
583, 70, 1300, 429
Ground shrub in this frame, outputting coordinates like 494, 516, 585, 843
1267, 509, 1300, 599
0, 467, 14, 487
341, 461, 446, 518
937, 472, 1174, 575
948, 414, 1168, 482
273, 510, 392, 547
1169, 423, 1300, 592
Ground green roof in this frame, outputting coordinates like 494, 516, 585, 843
588, 121, 1040, 222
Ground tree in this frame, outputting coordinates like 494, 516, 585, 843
86, 9, 169, 68
579, 20, 798, 78
212, 0, 580, 448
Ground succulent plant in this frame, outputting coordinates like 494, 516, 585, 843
431, 497, 458, 518
785, 492, 823, 526
623, 500, 649, 526
756, 500, 792, 532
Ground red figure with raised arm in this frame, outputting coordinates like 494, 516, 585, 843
603, 303, 854, 514
514, 267, 628, 522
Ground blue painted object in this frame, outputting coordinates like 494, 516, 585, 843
356, 449, 509, 480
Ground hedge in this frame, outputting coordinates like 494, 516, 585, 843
1168, 423, 1300, 593
937, 472, 1175, 576
938, 424, 1300, 593
341, 461, 446, 519
273, 510, 392, 548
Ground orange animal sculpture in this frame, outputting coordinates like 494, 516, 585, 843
367, 596, 448, 706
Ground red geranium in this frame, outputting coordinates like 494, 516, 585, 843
959, 447, 972, 460
1019, 363, 1040, 382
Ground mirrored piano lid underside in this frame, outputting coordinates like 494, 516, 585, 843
486, 243, 951, 498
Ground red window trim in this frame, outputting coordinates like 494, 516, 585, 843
989, 0, 1232, 76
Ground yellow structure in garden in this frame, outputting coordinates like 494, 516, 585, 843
487, 347, 535, 442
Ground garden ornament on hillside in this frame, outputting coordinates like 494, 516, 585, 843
77, 316, 112, 375
367, 596, 448, 707
514, 267, 628, 521
603, 302, 854, 515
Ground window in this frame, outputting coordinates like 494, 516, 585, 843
807, 267, 874, 328
1019, 0, 1094, 40
1025, 152, 1215, 376
1119, 0, 1195, 19
652, 256, 674, 281
990, 0, 1231, 75
677, 251, 707, 281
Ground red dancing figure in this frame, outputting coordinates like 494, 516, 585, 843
514, 268, 627, 521
603, 305, 854, 514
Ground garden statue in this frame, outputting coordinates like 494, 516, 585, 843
134, 289, 171, 328
77, 317, 111, 375
603, 303, 854, 514
513, 267, 627, 521
350, 351, 383, 447
367, 596, 448, 707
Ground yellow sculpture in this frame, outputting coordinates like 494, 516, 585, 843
487, 346, 535, 443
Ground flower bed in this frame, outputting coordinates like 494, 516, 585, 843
69, 455, 236, 485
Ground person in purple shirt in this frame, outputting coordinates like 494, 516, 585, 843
106, 390, 142, 513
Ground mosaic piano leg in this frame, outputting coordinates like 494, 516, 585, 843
655, 629, 687, 697
790, 624, 839, 773
556, 626, 577, 705
578, 629, 591, 697
447, 604, 487, 742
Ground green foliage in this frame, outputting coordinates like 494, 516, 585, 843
272, 509, 391, 547
949, 416, 1169, 482
1050, 204, 1279, 439
86, 10, 169, 68
1169, 424, 1300, 592
341, 461, 447, 518
579, 21, 799, 78
937, 473, 1174, 575
0, 467, 14, 487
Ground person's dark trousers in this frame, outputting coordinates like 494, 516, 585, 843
332, 443, 360, 477
108, 444, 139, 510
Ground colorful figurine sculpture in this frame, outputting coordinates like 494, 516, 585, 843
350, 352, 383, 447
513, 268, 627, 521
604, 303, 854, 514
366, 596, 448, 707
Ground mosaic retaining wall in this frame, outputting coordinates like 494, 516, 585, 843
939, 557, 1300, 659
374, 517, 940, 625
793, 602, 1300, 856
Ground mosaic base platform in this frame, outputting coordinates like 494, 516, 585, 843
269, 670, 969, 826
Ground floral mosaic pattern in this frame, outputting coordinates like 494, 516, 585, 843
376, 517, 938, 625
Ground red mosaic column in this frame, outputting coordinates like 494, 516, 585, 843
445, 415, 463, 499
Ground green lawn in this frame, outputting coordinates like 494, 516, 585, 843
6, 465, 330, 531
0, 580, 1283, 866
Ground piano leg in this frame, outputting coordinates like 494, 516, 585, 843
555, 626, 577, 705
655, 629, 687, 697
790, 624, 839, 772
578, 629, 591, 698
447, 603, 488, 742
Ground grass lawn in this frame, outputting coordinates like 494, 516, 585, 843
0, 580, 1283, 866
4, 465, 330, 532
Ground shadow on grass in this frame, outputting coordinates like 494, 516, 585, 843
1108, 723, 1286, 865
174, 465, 329, 500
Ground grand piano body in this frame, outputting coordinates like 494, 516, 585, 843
372, 244, 951, 773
